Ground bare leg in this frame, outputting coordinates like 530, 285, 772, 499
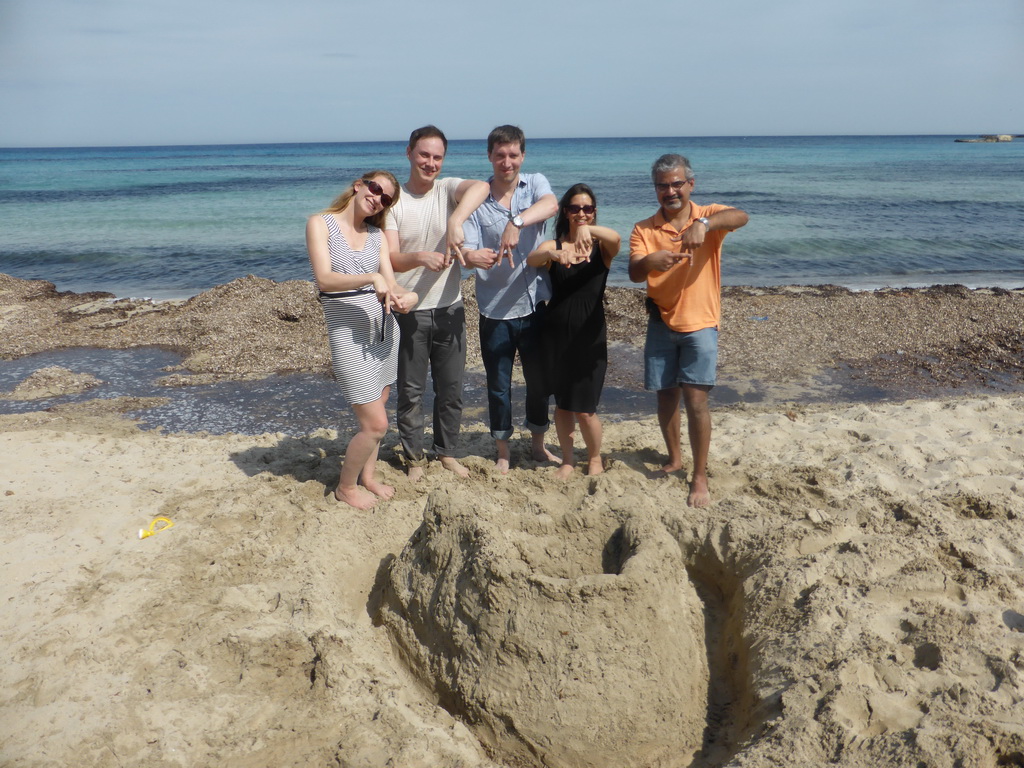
577, 411, 603, 476
554, 408, 576, 480
656, 387, 684, 473
336, 388, 391, 509
495, 438, 511, 475
359, 387, 395, 500
532, 431, 560, 464
439, 456, 470, 478
681, 384, 712, 507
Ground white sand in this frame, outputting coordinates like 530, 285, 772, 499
2, 395, 1023, 767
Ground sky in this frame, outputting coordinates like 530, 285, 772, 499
1, 0, 1022, 147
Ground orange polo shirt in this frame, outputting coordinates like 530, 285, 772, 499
629, 202, 732, 333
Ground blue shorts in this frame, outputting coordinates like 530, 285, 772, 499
644, 320, 718, 390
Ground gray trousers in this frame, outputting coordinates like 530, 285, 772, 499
395, 301, 466, 463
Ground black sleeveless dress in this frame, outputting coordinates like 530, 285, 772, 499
545, 242, 608, 413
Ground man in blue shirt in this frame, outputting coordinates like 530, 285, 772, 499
463, 125, 558, 473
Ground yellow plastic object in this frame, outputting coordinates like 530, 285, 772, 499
139, 517, 174, 540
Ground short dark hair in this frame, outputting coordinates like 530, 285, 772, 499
487, 124, 526, 154
651, 153, 693, 182
408, 125, 448, 153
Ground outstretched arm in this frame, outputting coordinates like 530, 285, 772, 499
673, 207, 749, 252
526, 239, 574, 268
628, 221, 686, 282
498, 193, 558, 266
379, 234, 418, 313
385, 229, 448, 274
446, 180, 490, 264
588, 225, 622, 267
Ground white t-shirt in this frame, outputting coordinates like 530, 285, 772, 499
385, 176, 463, 311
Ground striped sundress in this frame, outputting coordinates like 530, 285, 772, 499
316, 213, 398, 405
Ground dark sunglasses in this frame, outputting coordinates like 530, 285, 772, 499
566, 204, 596, 214
363, 179, 393, 207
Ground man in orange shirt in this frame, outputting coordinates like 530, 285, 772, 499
629, 154, 749, 507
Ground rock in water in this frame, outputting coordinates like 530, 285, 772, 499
379, 487, 708, 768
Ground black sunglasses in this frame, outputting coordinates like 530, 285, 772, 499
566, 204, 596, 214
364, 179, 394, 207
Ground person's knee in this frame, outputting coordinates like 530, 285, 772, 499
681, 386, 711, 418
362, 418, 388, 441
657, 386, 681, 409
355, 404, 390, 440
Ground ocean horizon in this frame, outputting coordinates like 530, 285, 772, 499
2, 134, 1023, 299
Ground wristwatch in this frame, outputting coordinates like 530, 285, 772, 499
696, 217, 711, 230
509, 213, 525, 229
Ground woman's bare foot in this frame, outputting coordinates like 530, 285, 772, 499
407, 465, 425, 483
554, 462, 575, 480
439, 456, 470, 478
363, 479, 395, 500
657, 461, 684, 476
495, 440, 511, 475
586, 456, 604, 476
530, 433, 560, 464
334, 484, 378, 510
532, 445, 560, 463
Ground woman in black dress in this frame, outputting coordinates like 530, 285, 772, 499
527, 183, 620, 478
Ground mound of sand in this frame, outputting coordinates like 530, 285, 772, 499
380, 491, 707, 767
1, 365, 101, 400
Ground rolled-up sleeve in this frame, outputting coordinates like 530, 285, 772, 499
463, 213, 481, 252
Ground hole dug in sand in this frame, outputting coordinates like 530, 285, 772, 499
378, 487, 728, 768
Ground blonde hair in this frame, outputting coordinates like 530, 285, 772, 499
323, 169, 400, 228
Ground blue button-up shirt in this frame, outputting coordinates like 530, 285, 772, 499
463, 172, 553, 320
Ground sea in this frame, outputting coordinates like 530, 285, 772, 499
2, 135, 1023, 299
1, 135, 1022, 434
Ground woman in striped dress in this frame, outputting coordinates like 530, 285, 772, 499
306, 170, 418, 510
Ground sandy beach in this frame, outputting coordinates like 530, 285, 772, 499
2, 272, 1024, 767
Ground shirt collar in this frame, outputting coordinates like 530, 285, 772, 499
654, 204, 695, 232
487, 174, 527, 201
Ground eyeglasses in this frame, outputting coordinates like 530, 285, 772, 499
566, 204, 596, 214
654, 179, 692, 193
363, 179, 393, 207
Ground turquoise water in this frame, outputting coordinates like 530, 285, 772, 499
1, 135, 1023, 299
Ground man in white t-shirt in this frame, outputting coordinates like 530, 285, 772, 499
384, 125, 491, 482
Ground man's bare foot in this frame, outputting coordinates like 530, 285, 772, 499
586, 457, 604, 476
657, 461, 684, 476
407, 465, 425, 483
554, 462, 575, 480
687, 475, 711, 508
334, 484, 378, 510
495, 458, 510, 475
439, 456, 470, 478
363, 479, 395, 500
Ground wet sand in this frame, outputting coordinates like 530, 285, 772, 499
3, 272, 1023, 403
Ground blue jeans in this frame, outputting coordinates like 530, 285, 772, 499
644, 320, 719, 390
479, 309, 550, 441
